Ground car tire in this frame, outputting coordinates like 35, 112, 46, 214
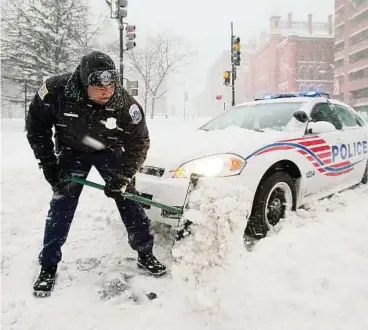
245, 171, 296, 239
362, 160, 368, 184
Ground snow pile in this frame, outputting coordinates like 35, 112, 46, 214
171, 179, 252, 314
169, 184, 368, 329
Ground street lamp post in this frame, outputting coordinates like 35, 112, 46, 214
184, 90, 188, 119
24, 79, 27, 130
23, 71, 30, 131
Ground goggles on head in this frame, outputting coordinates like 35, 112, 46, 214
87, 69, 119, 87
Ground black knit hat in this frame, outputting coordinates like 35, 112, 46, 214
79, 51, 118, 87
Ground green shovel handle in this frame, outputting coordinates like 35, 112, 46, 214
71, 176, 183, 215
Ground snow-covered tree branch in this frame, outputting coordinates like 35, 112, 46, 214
1, 0, 102, 117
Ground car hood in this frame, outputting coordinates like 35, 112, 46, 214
144, 126, 302, 171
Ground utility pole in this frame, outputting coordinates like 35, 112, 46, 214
228, 22, 241, 107
106, 1, 136, 87
231, 22, 235, 107
119, 22, 124, 85
184, 91, 188, 119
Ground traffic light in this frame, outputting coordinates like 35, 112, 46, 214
110, 0, 128, 21
232, 36, 241, 66
224, 71, 230, 86
125, 25, 136, 50
126, 79, 138, 96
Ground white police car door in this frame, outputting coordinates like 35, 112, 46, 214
331, 102, 368, 184
304, 102, 346, 195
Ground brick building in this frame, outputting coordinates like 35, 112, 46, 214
246, 13, 335, 100
333, 0, 368, 114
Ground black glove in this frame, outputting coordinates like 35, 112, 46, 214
40, 157, 62, 189
104, 175, 131, 199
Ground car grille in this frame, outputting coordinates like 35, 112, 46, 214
139, 165, 165, 177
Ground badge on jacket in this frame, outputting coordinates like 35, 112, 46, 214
129, 104, 142, 124
38, 83, 48, 100
105, 117, 117, 129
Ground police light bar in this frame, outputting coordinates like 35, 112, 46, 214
255, 91, 330, 101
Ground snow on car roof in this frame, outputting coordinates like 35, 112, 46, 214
234, 97, 330, 107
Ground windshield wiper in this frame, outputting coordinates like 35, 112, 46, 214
253, 128, 264, 132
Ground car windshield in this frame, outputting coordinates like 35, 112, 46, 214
200, 102, 304, 132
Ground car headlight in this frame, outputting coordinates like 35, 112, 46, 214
172, 153, 246, 178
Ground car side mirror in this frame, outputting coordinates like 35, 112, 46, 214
293, 111, 309, 123
307, 121, 337, 134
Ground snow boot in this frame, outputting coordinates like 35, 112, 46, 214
137, 252, 167, 277
33, 265, 57, 297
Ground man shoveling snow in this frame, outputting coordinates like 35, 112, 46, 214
25, 51, 167, 297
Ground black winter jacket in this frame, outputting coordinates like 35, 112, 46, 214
26, 66, 150, 179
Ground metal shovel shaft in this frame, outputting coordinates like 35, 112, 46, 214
71, 176, 183, 215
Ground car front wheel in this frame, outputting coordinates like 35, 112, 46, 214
245, 172, 296, 239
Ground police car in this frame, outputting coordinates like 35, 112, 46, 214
135, 92, 368, 235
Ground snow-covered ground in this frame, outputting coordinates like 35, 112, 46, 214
1, 118, 368, 330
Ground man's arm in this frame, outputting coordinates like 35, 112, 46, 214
26, 80, 57, 164
117, 92, 150, 179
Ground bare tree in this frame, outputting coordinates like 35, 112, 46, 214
124, 44, 156, 116
124, 34, 191, 118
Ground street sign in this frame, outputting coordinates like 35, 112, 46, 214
126, 80, 138, 88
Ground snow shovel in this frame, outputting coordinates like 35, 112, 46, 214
71, 176, 184, 216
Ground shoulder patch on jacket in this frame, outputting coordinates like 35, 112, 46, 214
37, 83, 48, 100
129, 104, 142, 124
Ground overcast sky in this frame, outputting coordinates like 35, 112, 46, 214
91, 0, 334, 115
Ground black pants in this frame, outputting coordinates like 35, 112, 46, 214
39, 147, 153, 266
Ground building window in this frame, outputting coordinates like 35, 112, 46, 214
338, 74, 345, 85
335, 24, 345, 38
335, 2, 345, 14
309, 51, 315, 61
334, 58, 345, 69
351, 87, 368, 100
316, 66, 324, 80
350, 8, 368, 23
309, 84, 317, 91
350, 28, 368, 46
351, 0, 368, 8
348, 67, 368, 81
315, 50, 323, 61
335, 7, 345, 23
335, 41, 344, 52
308, 67, 315, 80
317, 84, 326, 92
299, 66, 307, 79
298, 50, 305, 61
349, 47, 368, 63
280, 69, 286, 82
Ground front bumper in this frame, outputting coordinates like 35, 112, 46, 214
135, 173, 191, 226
